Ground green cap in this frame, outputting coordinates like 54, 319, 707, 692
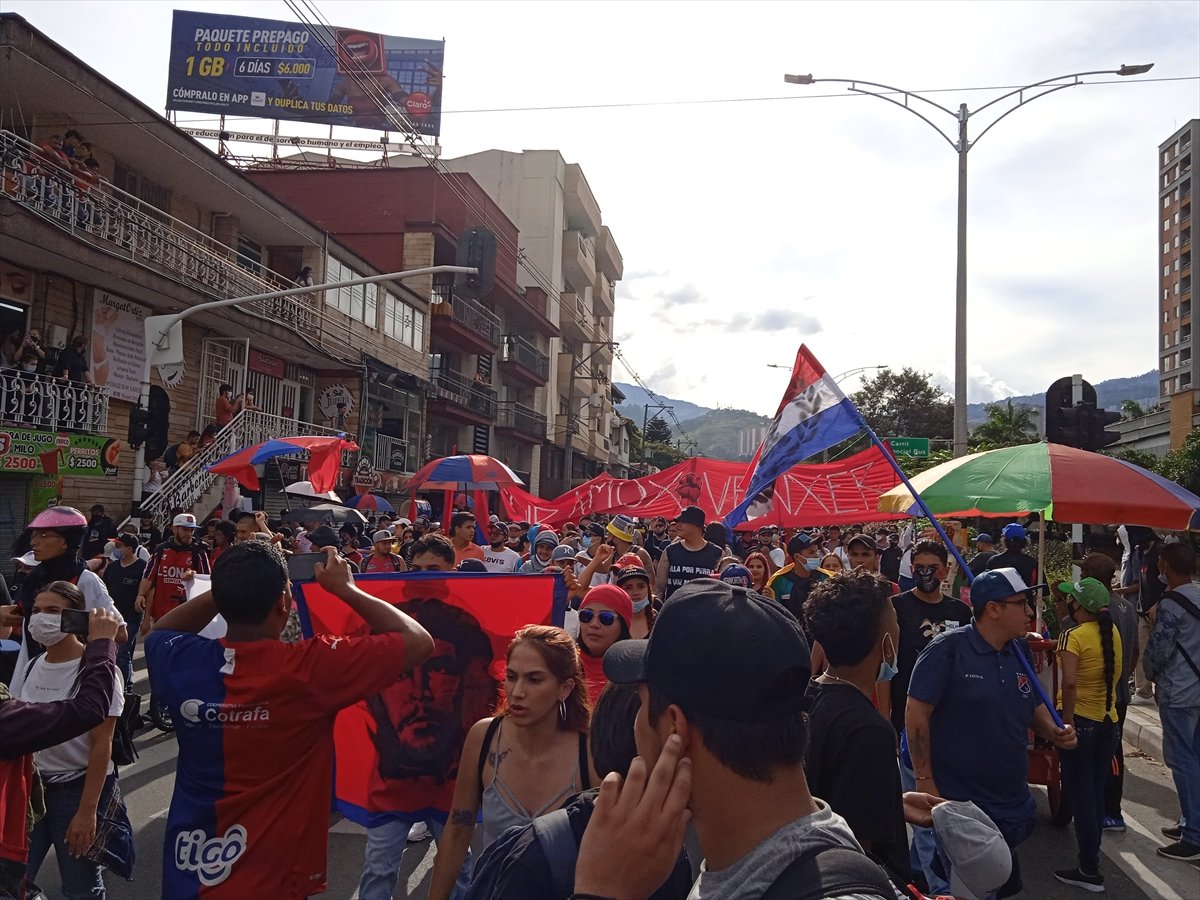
1058, 577, 1110, 614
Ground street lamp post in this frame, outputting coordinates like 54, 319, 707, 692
131, 265, 477, 508
784, 64, 1154, 456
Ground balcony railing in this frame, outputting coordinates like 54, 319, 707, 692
0, 368, 108, 432
372, 432, 410, 473
432, 289, 501, 347
0, 130, 317, 335
428, 369, 497, 418
497, 401, 547, 438
500, 334, 550, 380
138, 408, 345, 525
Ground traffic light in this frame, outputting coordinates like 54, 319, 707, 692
455, 227, 496, 299
1054, 403, 1122, 451
1088, 407, 1122, 451
127, 406, 149, 449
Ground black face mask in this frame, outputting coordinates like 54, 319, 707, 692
913, 565, 941, 592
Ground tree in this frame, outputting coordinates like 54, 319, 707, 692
644, 415, 673, 444
1120, 399, 1147, 420
1159, 428, 1200, 495
852, 367, 953, 440
970, 400, 1038, 450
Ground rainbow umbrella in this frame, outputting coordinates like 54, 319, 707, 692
404, 454, 524, 491
208, 435, 358, 493
878, 442, 1200, 530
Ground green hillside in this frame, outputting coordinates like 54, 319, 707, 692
675, 408, 770, 461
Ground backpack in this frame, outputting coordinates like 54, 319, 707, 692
760, 844, 899, 900
22, 656, 140, 768
1162, 590, 1200, 681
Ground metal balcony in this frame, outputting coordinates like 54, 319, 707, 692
427, 368, 497, 423
498, 334, 550, 385
496, 401, 547, 442
0, 368, 108, 433
429, 288, 501, 353
0, 129, 318, 335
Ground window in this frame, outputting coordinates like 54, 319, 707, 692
1165, 219, 1171, 231
1166, 242, 1172, 254
325, 257, 373, 323
1164, 196, 1172, 209
237, 234, 262, 275
382, 291, 425, 350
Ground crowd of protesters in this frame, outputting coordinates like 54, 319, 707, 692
0, 495, 1196, 899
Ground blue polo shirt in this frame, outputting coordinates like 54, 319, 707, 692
908, 624, 1037, 823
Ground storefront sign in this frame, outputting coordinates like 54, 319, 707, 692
27, 476, 60, 520
352, 456, 380, 490
248, 348, 286, 379
90, 291, 151, 404
318, 383, 354, 426
0, 428, 120, 477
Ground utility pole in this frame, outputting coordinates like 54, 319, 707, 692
640, 401, 673, 469
563, 341, 618, 491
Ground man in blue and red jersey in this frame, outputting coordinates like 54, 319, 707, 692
145, 541, 434, 899
136, 513, 211, 625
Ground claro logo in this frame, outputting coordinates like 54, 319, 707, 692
175, 825, 248, 886
178, 699, 270, 725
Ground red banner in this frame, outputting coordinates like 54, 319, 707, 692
295, 572, 565, 825
502, 445, 906, 529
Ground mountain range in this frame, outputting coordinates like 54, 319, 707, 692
615, 369, 1159, 460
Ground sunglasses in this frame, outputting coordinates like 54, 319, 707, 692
578, 609, 618, 626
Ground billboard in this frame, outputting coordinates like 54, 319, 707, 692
166, 10, 444, 135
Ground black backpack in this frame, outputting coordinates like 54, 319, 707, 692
760, 844, 899, 900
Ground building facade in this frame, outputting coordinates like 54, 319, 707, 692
0, 14, 439, 549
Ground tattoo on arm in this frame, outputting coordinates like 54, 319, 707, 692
449, 808, 475, 828
910, 728, 929, 769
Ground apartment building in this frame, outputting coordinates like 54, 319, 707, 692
0, 14, 435, 547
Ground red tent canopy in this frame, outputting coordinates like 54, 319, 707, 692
501, 445, 905, 528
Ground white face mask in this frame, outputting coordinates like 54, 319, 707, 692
28, 611, 69, 647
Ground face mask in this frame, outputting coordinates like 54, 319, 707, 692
914, 566, 941, 593
877, 633, 898, 682
1159, 573, 1168, 585
632, 598, 651, 614
803, 556, 821, 572
582, 535, 592, 548
28, 612, 68, 647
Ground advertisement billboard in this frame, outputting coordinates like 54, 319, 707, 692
166, 10, 444, 135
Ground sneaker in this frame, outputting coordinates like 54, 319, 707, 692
1102, 816, 1127, 832
1054, 868, 1105, 892
407, 821, 432, 843
1162, 824, 1183, 840
1157, 840, 1200, 861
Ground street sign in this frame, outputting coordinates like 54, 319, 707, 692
887, 437, 930, 458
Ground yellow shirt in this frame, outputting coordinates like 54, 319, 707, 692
1057, 620, 1123, 723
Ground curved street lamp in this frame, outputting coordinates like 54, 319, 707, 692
784, 64, 1154, 456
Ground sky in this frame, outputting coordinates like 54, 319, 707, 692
4, 0, 1198, 415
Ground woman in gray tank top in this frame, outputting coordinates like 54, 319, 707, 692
427, 625, 597, 900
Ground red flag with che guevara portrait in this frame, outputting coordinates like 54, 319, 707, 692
294, 571, 565, 826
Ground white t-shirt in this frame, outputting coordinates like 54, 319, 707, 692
481, 546, 521, 574
17, 652, 124, 778
8, 569, 124, 695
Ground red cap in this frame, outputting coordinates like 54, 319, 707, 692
580, 583, 634, 630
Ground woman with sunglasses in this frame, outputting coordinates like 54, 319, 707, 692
428, 625, 596, 900
575, 584, 633, 702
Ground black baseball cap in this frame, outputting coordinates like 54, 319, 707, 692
603, 578, 811, 722
673, 506, 705, 528
307, 526, 340, 548
846, 534, 878, 553
786, 532, 816, 554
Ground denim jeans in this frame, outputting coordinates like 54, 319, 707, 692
26, 775, 106, 899
898, 754, 947, 894
1160, 705, 1200, 846
358, 817, 471, 900
116, 611, 143, 688
1059, 714, 1115, 873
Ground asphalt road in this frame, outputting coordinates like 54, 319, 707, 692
29, 652, 1200, 899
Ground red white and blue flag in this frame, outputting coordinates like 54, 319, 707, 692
724, 345, 863, 530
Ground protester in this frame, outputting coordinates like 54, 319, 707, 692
519, 531, 559, 574
80, 504, 117, 561
968, 533, 997, 577
574, 578, 899, 899
643, 516, 671, 562
614, 564, 656, 639
576, 584, 634, 702
208, 520, 236, 566
1131, 527, 1166, 700
906, 568, 1077, 896
17, 580, 125, 900
1142, 542, 1200, 861
654, 506, 723, 600
743, 551, 775, 598
1054, 576, 1122, 891
0, 609, 122, 900
54, 335, 92, 384
880, 532, 903, 583
136, 512, 162, 551
449, 512, 485, 567
2, 506, 125, 696
427, 625, 596, 900
819, 552, 845, 573
213, 383, 235, 428
409, 533, 458, 572
361, 529, 408, 573
482, 521, 522, 573
766, 532, 826, 621
102, 534, 146, 687
803, 570, 911, 882
986, 522, 1039, 586
145, 542, 433, 898
162, 430, 200, 472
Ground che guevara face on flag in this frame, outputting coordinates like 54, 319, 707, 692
296, 571, 564, 823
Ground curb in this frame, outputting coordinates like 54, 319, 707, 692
1123, 702, 1163, 761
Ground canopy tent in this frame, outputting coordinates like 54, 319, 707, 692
501, 445, 905, 528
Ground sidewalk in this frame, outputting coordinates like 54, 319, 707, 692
1124, 696, 1164, 760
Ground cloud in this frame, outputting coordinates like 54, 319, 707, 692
751, 309, 823, 333
656, 283, 704, 308
624, 268, 669, 280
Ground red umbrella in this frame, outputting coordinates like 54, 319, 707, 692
208, 436, 359, 493
405, 454, 524, 491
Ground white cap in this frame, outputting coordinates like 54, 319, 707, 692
12, 551, 37, 567
932, 801, 1013, 900
372, 529, 394, 544
394, 517, 412, 527
172, 513, 199, 528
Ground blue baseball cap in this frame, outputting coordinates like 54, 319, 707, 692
975, 533, 994, 545
970, 567, 1047, 610
1001, 523, 1027, 541
718, 564, 753, 588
